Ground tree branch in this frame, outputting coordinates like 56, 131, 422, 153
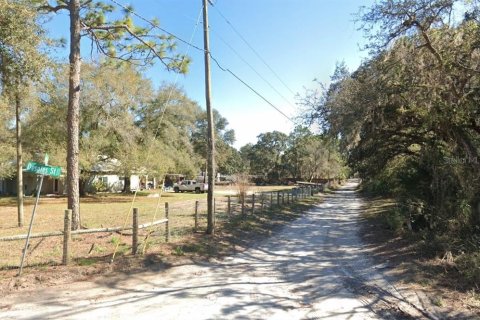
84, 25, 150, 67
38, 4, 68, 13
82, 23, 172, 70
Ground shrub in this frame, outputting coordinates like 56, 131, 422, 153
383, 207, 405, 233
456, 252, 480, 286
91, 179, 109, 193
234, 173, 251, 204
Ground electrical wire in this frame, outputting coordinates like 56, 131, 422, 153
105, 0, 296, 261
109, 0, 294, 123
109, 0, 206, 54
210, 28, 297, 112
210, 55, 293, 122
109, 2, 203, 262
211, 3, 297, 97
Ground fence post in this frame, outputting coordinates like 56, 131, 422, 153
132, 208, 138, 255
242, 195, 246, 218
277, 191, 280, 206
62, 209, 71, 266
194, 201, 199, 232
282, 191, 285, 205
287, 191, 290, 204
261, 193, 265, 211
227, 196, 231, 216
252, 193, 255, 215
165, 202, 170, 243
270, 192, 273, 209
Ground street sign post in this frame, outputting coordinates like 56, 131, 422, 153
19, 158, 62, 276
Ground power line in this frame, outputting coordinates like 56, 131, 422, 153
109, 0, 205, 53
109, 3, 203, 263
108, 0, 293, 123
210, 28, 297, 112
210, 56, 293, 122
211, 4, 297, 97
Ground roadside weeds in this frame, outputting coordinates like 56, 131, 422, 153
360, 197, 480, 318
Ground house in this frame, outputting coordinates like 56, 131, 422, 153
0, 174, 66, 196
84, 158, 141, 193
84, 157, 166, 193
0, 156, 168, 195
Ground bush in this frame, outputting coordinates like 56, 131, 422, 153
456, 252, 480, 286
234, 173, 251, 204
383, 207, 405, 233
91, 179, 108, 193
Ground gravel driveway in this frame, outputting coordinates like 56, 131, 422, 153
1, 181, 438, 319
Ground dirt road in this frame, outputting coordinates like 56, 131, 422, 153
1, 181, 439, 319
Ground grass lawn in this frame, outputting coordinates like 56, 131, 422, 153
0, 185, 294, 236
0, 185, 297, 269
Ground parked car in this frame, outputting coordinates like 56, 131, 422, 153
173, 180, 208, 193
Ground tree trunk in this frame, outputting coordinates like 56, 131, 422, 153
123, 176, 131, 193
79, 176, 86, 197
15, 91, 23, 227
67, 0, 81, 230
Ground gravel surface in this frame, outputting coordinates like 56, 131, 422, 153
1, 181, 439, 319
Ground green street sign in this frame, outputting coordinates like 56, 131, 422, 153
25, 161, 62, 178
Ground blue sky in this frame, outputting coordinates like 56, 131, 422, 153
45, 0, 374, 148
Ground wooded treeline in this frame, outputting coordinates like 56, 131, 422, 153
302, 0, 480, 282
240, 127, 347, 183
0, 61, 242, 181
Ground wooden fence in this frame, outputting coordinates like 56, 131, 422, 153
0, 185, 321, 270
0, 209, 169, 267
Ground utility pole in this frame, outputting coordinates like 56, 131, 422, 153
15, 91, 23, 227
203, 0, 216, 235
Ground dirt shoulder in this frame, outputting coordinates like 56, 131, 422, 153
359, 196, 480, 319
0, 195, 321, 299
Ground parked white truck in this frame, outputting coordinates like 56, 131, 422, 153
173, 180, 208, 193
